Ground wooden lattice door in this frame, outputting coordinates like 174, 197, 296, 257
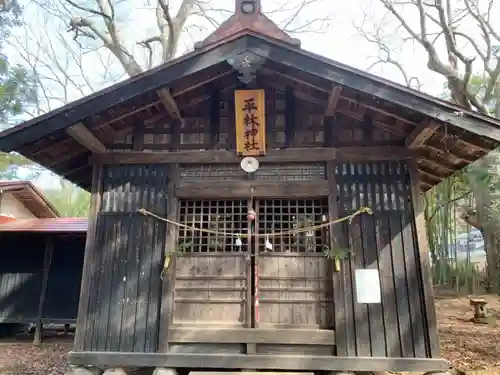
172, 197, 333, 330
254, 198, 334, 329
173, 199, 254, 327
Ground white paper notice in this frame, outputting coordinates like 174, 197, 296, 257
355, 269, 382, 304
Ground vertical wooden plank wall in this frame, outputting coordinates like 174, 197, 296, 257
0, 233, 84, 326
409, 161, 441, 357
75, 164, 169, 352
0, 234, 45, 323
331, 160, 434, 358
74, 164, 103, 351
44, 235, 85, 321
158, 164, 179, 352
34, 238, 53, 345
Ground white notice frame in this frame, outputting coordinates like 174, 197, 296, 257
355, 269, 382, 304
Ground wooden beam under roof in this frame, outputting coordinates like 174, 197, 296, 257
405, 120, 440, 149
91, 146, 414, 165
337, 104, 366, 122
65, 123, 107, 153
419, 169, 441, 183
4, 33, 500, 157
420, 180, 432, 191
51, 125, 136, 168
418, 165, 445, 180
157, 88, 182, 120
418, 157, 455, 174
254, 38, 500, 141
263, 67, 415, 126
171, 70, 233, 98
0, 36, 248, 152
425, 142, 476, 164
441, 132, 491, 152
325, 85, 342, 116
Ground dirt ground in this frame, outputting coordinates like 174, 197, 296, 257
0, 295, 499, 375
433, 294, 500, 374
0, 335, 71, 375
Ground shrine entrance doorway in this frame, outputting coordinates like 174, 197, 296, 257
171, 198, 333, 330
255, 198, 333, 329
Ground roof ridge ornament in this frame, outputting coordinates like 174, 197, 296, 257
194, 0, 301, 50
238, 0, 260, 15
227, 51, 265, 84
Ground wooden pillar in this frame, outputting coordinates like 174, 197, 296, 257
132, 125, 145, 151
408, 161, 440, 358
158, 164, 180, 352
74, 163, 103, 351
324, 117, 334, 147
209, 88, 221, 149
34, 237, 53, 346
284, 86, 296, 148
327, 161, 347, 356
246, 198, 258, 356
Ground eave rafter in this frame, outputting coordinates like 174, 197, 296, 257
441, 132, 491, 153
405, 120, 440, 149
419, 164, 444, 181
416, 149, 471, 192
337, 101, 367, 122
372, 117, 406, 136
425, 141, 476, 164
262, 67, 408, 128
418, 157, 455, 174
325, 85, 342, 116
157, 88, 182, 120
406, 120, 490, 157
51, 125, 135, 168
65, 122, 107, 153
420, 181, 432, 190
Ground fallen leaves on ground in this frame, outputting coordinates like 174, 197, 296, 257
435, 295, 500, 374
0, 335, 72, 375
0, 296, 500, 375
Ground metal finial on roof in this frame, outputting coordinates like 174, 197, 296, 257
236, 0, 261, 15
194, 0, 300, 50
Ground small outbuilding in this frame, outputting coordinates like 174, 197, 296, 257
0, 217, 86, 344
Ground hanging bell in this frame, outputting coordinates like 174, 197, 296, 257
247, 208, 256, 221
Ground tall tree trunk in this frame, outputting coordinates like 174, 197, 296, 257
469, 156, 500, 293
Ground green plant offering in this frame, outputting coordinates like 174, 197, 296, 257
161, 241, 193, 279
323, 245, 352, 272
176, 241, 193, 254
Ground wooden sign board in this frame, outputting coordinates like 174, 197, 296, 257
235, 89, 266, 156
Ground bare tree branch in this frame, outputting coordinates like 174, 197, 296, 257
37, 0, 333, 77
359, 0, 500, 293
8, 13, 115, 115
371, 0, 499, 114
354, 14, 423, 90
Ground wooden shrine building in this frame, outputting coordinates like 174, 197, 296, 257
1, 0, 500, 374
0, 217, 86, 343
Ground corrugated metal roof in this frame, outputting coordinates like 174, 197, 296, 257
0, 217, 87, 233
